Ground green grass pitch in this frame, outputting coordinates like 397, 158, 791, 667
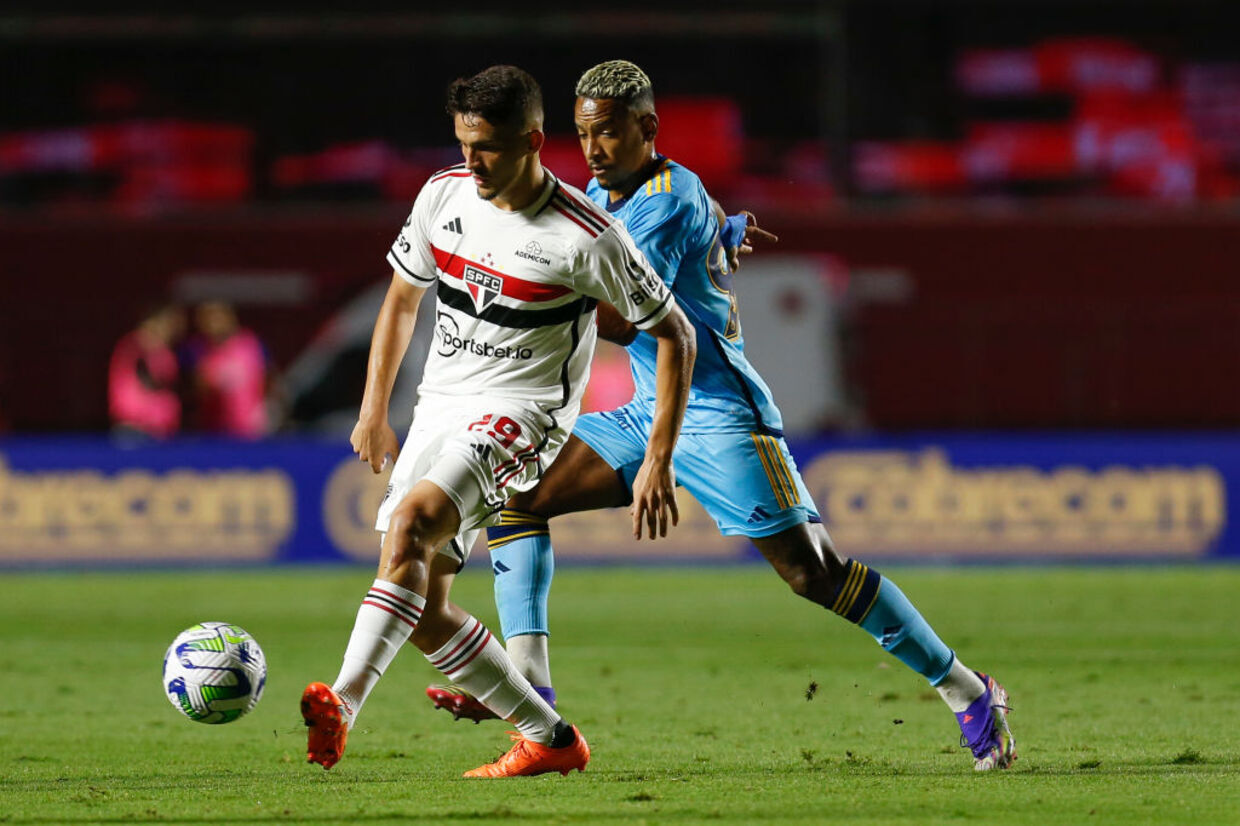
3, 565, 1239, 824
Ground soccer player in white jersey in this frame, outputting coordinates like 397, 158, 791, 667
299, 65, 696, 778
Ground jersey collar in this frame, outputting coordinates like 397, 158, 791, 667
604, 154, 668, 213
527, 169, 559, 215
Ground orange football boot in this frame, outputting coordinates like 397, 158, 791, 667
463, 726, 590, 778
300, 682, 349, 770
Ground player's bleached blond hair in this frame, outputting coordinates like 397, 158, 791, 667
574, 60, 655, 112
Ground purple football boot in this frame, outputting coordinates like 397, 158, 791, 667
956, 672, 1016, 771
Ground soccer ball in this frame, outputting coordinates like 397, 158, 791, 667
162, 622, 267, 724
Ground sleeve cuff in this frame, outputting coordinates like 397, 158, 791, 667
631, 292, 674, 330
387, 250, 435, 284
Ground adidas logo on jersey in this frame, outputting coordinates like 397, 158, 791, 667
747, 506, 771, 524
443, 217, 462, 233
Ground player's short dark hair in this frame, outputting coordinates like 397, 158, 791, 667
575, 60, 655, 113
446, 65, 543, 131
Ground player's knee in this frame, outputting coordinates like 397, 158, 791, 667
762, 525, 840, 605
782, 562, 834, 605
387, 500, 442, 562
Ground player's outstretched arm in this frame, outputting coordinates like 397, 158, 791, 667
350, 273, 427, 473
630, 303, 696, 540
712, 199, 780, 273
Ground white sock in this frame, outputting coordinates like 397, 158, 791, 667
506, 633, 552, 686
934, 656, 987, 712
332, 578, 424, 728
426, 615, 560, 744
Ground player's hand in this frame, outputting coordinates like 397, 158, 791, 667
726, 211, 780, 273
350, 416, 400, 473
630, 456, 679, 540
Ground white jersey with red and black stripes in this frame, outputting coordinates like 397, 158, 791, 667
387, 165, 673, 415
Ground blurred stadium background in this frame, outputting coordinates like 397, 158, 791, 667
1, 0, 1237, 568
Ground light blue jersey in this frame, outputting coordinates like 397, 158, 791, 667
573, 155, 820, 538
586, 157, 783, 435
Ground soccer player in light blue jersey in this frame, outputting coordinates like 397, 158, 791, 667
428, 60, 1015, 771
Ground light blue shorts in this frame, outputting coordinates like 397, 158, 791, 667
572, 403, 821, 538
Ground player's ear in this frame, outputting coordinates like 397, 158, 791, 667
640, 112, 659, 143
527, 129, 545, 155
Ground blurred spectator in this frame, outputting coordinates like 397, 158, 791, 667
108, 303, 185, 439
186, 301, 270, 439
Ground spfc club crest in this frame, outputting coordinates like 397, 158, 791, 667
463, 265, 502, 313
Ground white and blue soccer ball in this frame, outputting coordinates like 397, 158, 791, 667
162, 622, 267, 724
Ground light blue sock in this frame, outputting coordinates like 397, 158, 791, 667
485, 510, 554, 640
829, 559, 955, 685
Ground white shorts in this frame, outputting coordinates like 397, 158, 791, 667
375, 393, 574, 565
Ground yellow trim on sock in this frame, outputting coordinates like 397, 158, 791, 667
854, 578, 883, 624
832, 562, 866, 614
487, 528, 551, 549
497, 509, 548, 526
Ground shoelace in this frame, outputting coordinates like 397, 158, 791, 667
488, 734, 537, 770
958, 701, 1012, 751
